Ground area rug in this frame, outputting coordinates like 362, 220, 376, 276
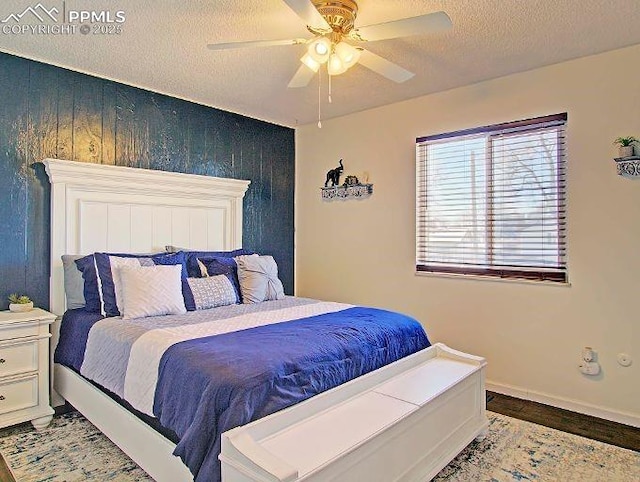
0, 411, 637, 481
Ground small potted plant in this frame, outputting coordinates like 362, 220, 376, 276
8, 294, 33, 312
614, 136, 638, 158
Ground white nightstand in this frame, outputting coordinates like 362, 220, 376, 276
0, 308, 55, 430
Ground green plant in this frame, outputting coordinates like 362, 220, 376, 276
613, 136, 638, 147
8, 293, 31, 304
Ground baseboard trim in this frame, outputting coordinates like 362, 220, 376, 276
486, 381, 640, 428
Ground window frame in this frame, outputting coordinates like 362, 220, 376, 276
415, 113, 568, 283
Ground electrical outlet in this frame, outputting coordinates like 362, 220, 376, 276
579, 361, 600, 375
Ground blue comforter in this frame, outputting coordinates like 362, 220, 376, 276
56, 303, 430, 481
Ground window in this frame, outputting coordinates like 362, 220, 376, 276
416, 113, 567, 282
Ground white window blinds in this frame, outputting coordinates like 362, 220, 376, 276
416, 113, 567, 282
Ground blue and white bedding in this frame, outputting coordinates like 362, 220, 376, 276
55, 297, 430, 481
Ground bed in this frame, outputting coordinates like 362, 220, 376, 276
43, 158, 488, 482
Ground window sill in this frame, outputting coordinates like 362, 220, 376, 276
415, 270, 571, 287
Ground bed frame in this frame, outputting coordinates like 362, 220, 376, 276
44, 158, 249, 480
43, 158, 488, 482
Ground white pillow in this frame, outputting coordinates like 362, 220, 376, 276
235, 254, 285, 304
118, 265, 187, 320
109, 257, 155, 315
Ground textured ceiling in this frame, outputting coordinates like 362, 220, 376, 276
1, 0, 639, 127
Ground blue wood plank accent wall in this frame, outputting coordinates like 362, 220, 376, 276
0, 52, 295, 310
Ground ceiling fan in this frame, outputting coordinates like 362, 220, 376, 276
207, 0, 452, 88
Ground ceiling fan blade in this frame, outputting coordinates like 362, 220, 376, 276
357, 49, 415, 83
353, 11, 452, 42
283, 0, 331, 31
288, 64, 316, 88
207, 38, 307, 50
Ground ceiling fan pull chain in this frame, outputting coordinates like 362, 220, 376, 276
317, 66, 322, 128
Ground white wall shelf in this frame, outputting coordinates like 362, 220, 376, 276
321, 184, 373, 201
614, 156, 640, 178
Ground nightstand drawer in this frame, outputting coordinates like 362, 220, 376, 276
0, 375, 38, 415
0, 324, 39, 341
0, 341, 38, 377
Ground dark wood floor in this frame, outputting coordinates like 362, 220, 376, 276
0, 392, 637, 481
486, 391, 640, 452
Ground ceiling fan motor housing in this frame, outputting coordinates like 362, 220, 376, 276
310, 0, 358, 36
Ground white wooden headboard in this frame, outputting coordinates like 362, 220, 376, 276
43, 158, 250, 317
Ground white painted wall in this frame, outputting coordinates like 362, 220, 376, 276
295, 44, 640, 425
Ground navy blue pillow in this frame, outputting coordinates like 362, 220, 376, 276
74, 255, 101, 313
183, 249, 253, 278
93, 251, 188, 317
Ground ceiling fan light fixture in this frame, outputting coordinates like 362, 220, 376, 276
300, 53, 321, 72
327, 53, 347, 76
334, 41, 360, 68
307, 37, 331, 63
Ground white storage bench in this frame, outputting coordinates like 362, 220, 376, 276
220, 343, 488, 482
